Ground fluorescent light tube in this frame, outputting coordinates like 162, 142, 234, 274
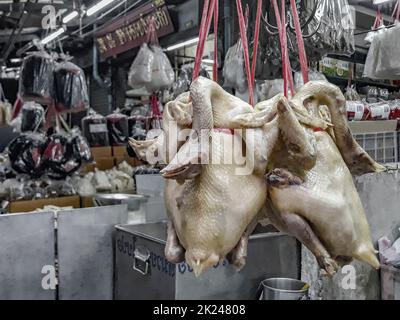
166, 37, 200, 51
87, 0, 114, 17
41, 27, 66, 45
373, 0, 393, 4
63, 10, 78, 24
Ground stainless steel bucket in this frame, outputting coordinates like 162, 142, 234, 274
260, 278, 309, 300
94, 194, 148, 212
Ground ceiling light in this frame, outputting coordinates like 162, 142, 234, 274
63, 10, 78, 24
373, 0, 393, 4
166, 37, 200, 52
10, 58, 22, 64
41, 27, 66, 45
87, 0, 114, 17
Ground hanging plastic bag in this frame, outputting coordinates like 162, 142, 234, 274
303, 0, 355, 58
106, 110, 129, 146
128, 44, 155, 89
82, 109, 110, 147
42, 132, 82, 180
54, 60, 89, 113
223, 39, 247, 93
19, 51, 54, 105
7, 133, 46, 178
294, 70, 327, 89
20, 102, 45, 132
145, 45, 175, 92
0, 84, 12, 127
70, 127, 92, 163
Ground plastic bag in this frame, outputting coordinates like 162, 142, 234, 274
54, 60, 89, 113
128, 44, 154, 89
72, 174, 96, 197
145, 45, 174, 92
304, 0, 355, 58
19, 51, 54, 105
128, 116, 149, 140
70, 127, 92, 163
294, 70, 327, 89
259, 79, 287, 100
364, 24, 400, 80
223, 40, 247, 93
7, 133, 45, 178
172, 64, 209, 98
20, 102, 45, 132
82, 110, 110, 147
0, 85, 12, 127
92, 169, 112, 192
42, 132, 82, 180
106, 111, 129, 146
345, 85, 360, 101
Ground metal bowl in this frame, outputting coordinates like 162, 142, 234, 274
94, 193, 149, 212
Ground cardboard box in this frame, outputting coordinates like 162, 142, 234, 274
113, 146, 128, 157
9, 196, 81, 214
115, 155, 140, 167
81, 197, 95, 208
94, 158, 115, 171
91, 147, 112, 159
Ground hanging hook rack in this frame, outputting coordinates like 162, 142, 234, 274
262, 0, 321, 38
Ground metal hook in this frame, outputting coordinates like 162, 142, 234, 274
288, 0, 320, 32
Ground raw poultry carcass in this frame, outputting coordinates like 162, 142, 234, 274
132, 78, 274, 276
130, 77, 384, 276
264, 81, 385, 275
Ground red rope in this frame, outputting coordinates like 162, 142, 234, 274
236, 0, 254, 106
272, 0, 294, 97
251, 0, 263, 91
290, 0, 309, 84
392, 0, 400, 22
213, 0, 219, 81
193, 0, 214, 81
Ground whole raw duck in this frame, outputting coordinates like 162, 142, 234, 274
130, 77, 384, 276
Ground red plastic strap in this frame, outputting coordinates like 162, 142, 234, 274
146, 17, 159, 46
373, 10, 382, 29
236, 0, 254, 106
213, 0, 219, 82
151, 94, 161, 117
273, 0, 294, 97
290, 0, 309, 84
251, 0, 263, 91
11, 96, 23, 120
392, 0, 400, 22
193, 0, 216, 81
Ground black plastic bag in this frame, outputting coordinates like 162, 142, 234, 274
82, 110, 110, 147
8, 133, 46, 178
54, 61, 89, 113
106, 111, 129, 146
19, 52, 54, 105
21, 102, 45, 132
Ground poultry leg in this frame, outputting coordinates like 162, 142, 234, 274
165, 221, 186, 264
266, 169, 339, 276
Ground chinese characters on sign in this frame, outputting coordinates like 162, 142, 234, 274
96, 2, 174, 59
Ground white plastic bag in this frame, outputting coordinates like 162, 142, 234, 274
145, 45, 174, 92
128, 44, 154, 89
364, 24, 400, 79
223, 40, 247, 94
294, 70, 327, 90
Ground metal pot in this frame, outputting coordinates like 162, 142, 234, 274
259, 278, 309, 300
94, 193, 149, 212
